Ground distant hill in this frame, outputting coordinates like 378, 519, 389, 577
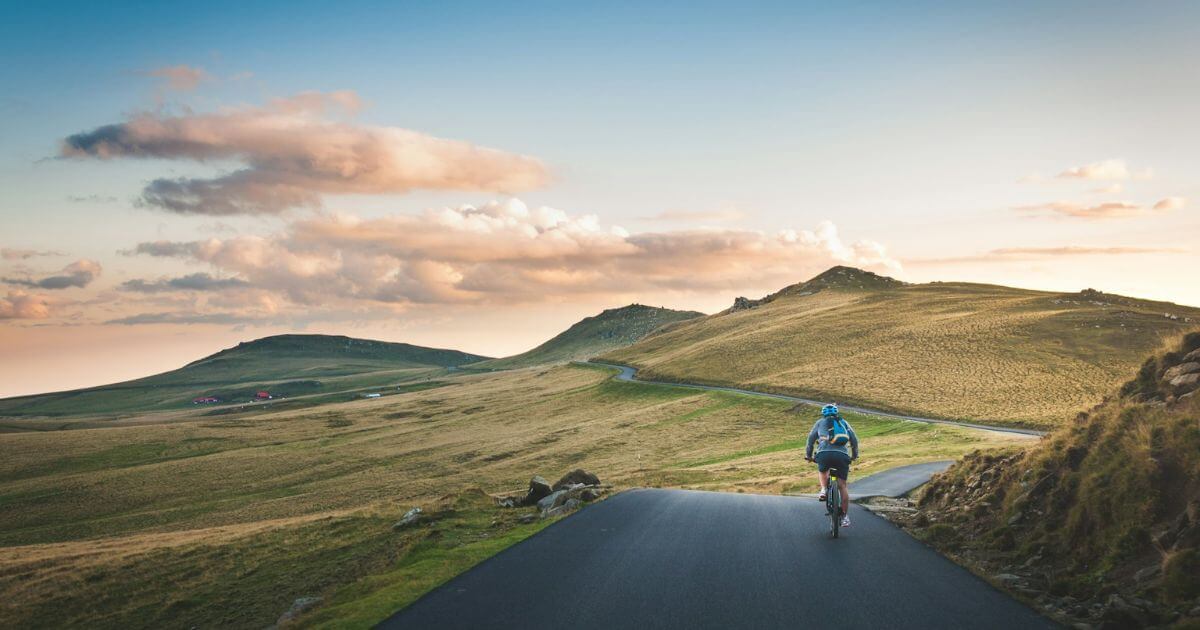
601, 266, 1200, 428
903, 333, 1200, 626
472, 304, 705, 370
0, 334, 489, 418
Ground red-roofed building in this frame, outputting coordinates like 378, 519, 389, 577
255, 391, 271, 400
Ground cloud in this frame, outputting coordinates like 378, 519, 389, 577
907, 245, 1184, 266
1056, 159, 1132, 181
119, 273, 251, 293
66, 194, 119, 203
61, 92, 550, 215
3, 259, 101, 289
140, 65, 210, 91
641, 208, 747, 223
1, 248, 64, 260
0, 290, 51, 319
1153, 196, 1186, 211
121, 241, 201, 257
1014, 197, 1184, 220
123, 199, 901, 311
106, 311, 264, 326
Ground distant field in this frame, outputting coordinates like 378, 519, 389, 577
0, 364, 1024, 628
602, 280, 1200, 429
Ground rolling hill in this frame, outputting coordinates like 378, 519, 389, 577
470, 304, 704, 370
0, 334, 489, 419
601, 266, 1200, 428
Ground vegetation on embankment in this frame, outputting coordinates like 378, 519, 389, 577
469, 303, 704, 370
602, 266, 1200, 429
0, 364, 1025, 628
894, 332, 1200, 628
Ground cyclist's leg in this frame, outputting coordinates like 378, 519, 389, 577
837, 453, 852, 516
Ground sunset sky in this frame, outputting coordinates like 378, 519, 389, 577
2, 1, 1198, 397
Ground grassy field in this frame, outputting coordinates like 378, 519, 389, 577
0, 364, 1027, 628
602, 269, 1200, 429
469, 304, 703, 370
0, 334, 486, 419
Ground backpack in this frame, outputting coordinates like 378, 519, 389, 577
826, 416, 850, 446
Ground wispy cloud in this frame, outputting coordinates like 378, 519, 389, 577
66, 194, 119, 203
3, 259, 101, 289
1014, 197, 1184, 220
1056, 159, 1132, 181
60, 91, 550, 215
1, 248, 65, 260
139, 64, 211, 91
119, 273, 250, 293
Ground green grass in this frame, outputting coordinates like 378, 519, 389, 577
470, 304, 703, 370
0, 334, 487, 418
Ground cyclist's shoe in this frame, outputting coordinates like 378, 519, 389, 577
840, 514, 851, 528
817, 488, 827, 502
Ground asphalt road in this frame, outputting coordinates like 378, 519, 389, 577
848, 461, 955, 499
589, 362, 1045, 438
379, 489, 1056, 630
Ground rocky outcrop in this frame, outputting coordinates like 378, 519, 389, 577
392, 507, 423, 530
497, 469, 608, 519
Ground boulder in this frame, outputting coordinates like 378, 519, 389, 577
580, 488, 602, 502
553, 469, 601, 491
1169, 372, 1200, 390
993, 573, 1022, 587
517, 513, 538, 524
277, 596, 322, 626
542, 498, 582, 519
392, 507, 422, 530
1164, 362, 1200, 381
1184, 348, 1200, 363
536, 490, 568, 512
521, 476, 554, 506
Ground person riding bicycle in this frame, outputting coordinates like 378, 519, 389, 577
805, 403, 859, 528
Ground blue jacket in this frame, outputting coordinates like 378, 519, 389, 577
805, 416, 859, 459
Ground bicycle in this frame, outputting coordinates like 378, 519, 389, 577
806, 456, 845, 538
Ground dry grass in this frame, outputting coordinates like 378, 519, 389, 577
602, 283, 1200, 428
0, 364, 1027, 628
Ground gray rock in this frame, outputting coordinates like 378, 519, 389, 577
1170, 372, 1200, 389
392, 507, 422, 530
522, 476, 554, 505
993, 573, 1022, 586
580, 488, 602, 502
277, 596, 322, 626
1185, 348, 1200, 362
542, 498, 583, 519
552, 469, 601, 491
536, 490, 568, 511
1164, 362, 1200, 380
1133, 564, 1160, 585
517, 513, 538, 524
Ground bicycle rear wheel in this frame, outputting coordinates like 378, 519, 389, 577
829, 478, 841, 538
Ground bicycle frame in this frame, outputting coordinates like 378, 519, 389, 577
827, 471, 842, 539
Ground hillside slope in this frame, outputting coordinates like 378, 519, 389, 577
601, 266, 1200, 428
900, 333, 1200, 628
472, 304, 703, 370
0, 334, 489, 418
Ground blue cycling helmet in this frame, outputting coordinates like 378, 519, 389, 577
821, 403, 839, 417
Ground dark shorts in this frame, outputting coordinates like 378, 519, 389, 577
814, 451, 852, 479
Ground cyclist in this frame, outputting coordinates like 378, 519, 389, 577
805, 403, 859, 528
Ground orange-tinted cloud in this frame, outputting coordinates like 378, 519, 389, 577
60, 92, 550, 215
1056, 159, 1132, 181
0, 291, 51, 319
122, 199, 900, 317
906, 245, 1184, 266
1014, 197, 1184, 220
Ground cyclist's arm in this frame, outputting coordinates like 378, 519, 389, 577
846, 421, 860, 459
804, 421, 818, 459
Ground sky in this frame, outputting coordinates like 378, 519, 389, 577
2, 1, 1199, 397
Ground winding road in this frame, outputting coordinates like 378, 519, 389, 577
587, 361, 1045, 438
379, 489, 1055, 629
